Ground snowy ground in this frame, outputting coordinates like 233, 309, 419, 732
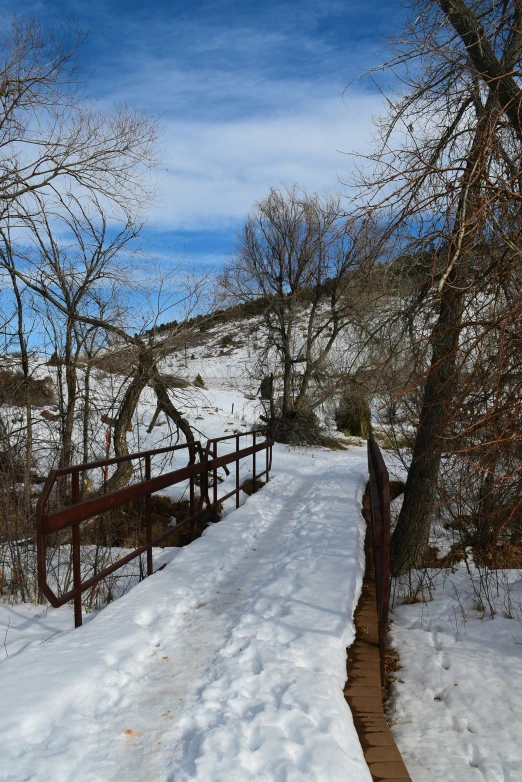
6, 314, 522, 780
380, 454, 522, 781
0, 445, 372, 782
388, 567, 522, 782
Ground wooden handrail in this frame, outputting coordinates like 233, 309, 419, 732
367, 427, 391, 686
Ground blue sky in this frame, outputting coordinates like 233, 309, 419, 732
15, 0, 403, 269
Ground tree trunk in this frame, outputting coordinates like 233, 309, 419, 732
103, 348, 195, 493
438, 0, 522, 141
390, 99, 499, 574
104, 370, 148, 493
82, 361, 92, 466
391, 282, 464, 574
9, 272, 32, 518
149, 367, 194, 447
60, 321, 78, 468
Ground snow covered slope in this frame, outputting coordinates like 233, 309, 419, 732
0, 445, 372, 782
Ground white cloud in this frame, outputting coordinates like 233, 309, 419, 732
150, 91, 383, 230
0, 4, 388, 242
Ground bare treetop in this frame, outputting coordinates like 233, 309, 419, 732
0, 15, 162, 218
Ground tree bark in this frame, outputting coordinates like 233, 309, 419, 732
149, 367, 194, 447
391, 95, 496, 574
391, 281, 464, 574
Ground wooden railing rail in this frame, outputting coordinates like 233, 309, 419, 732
36, 429, 274, 627
367, 427, 391, 686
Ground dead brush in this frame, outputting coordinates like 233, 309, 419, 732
383, 642, 402, 706
421, 544, 465, 569
0, 370, 54, 407
473, 540, 522, 569
79, 494, 223, 549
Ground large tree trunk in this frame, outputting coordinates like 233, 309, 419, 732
391, 97, 496, 574
391, 282, 464, 574
104, 348, 195, 493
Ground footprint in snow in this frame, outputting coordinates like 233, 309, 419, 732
248, 726, 263, 752
436, 651, 451, 671
134, 608, 161, 628
466, 742, 487, 776
430, 630, 444, 651
433, 688, 449, 704
452, 716, 478, 735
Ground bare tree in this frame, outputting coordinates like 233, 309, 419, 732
0, 193, 142, 468
0, 15, 160, 219
347, 0, 522, 573
223, 186, 381, 441
3, 240, 214, 485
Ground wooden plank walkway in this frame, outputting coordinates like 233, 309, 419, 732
344, 487, 411, 781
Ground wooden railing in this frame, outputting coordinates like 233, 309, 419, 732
367, 428, 391, 686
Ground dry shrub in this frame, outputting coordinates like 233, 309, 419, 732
92, 348, 135, 375
270, 409, 323, 446
373, 428, 411, 450
316, 433, 347, 450
0, 452, 26, 483
442, 491, 522, 569
269, 404, 345, 449
80, 494, 222, 549
335, 384, 370, 438
0, 488, 31, 545
41, 409, 59, 421
0, 370, 54, 407
159, 373, 190, 389
421, 544, 464, 569
472, 540, 522, 569
220, 334, 235, 348
260, 376, 272, 400
240, 478, 265, 495
46, 352, 61, 366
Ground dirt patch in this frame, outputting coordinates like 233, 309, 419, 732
240, 478, 265, 496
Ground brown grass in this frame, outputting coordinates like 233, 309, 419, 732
383, 639, 403, 723
80, 494, 222, 549
0, 370, 54, 407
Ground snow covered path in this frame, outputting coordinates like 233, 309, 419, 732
0, 446, 372, 782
